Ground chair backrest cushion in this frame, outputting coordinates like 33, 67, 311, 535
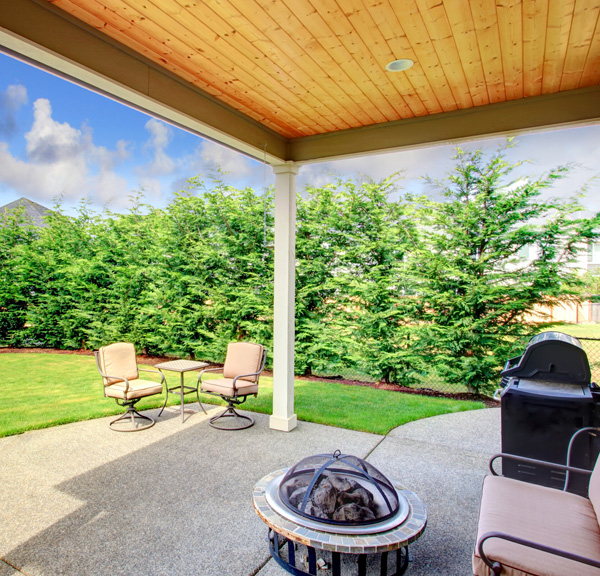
98, 342, 139, 385
223, 342, 264, 383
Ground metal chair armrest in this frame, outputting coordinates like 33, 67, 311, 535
490, 427, 600, 491
489, 453, 592, 480
231, 373, 262, 395
103, 375, 130, 393
478, 531, 600, 572
198, 367, 223, 384
139, 367, 166, 385
199, 367, 223, 375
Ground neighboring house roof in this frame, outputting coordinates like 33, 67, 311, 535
0, 197, 52, 227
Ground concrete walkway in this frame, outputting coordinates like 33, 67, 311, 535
0, 404, 500, 576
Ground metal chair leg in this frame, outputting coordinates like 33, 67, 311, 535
158, 393, 168, 418
196, 387, 208, 415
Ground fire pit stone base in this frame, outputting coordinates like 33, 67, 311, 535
253, 468, 427, 576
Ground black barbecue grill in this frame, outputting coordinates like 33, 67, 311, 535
498, 331, 600, 496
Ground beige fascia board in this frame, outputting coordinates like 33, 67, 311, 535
0, 0, 287, 164
288, 86, 600, 164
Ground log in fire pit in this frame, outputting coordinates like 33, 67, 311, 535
253, 451, 427, 576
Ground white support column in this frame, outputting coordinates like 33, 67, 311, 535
270, 162, 299, 432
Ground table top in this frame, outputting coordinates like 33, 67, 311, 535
252, 468, 427, 555
154, 359, 209, 373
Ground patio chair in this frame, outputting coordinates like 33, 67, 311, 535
198, 342, 267, 430
95, 342, 165, 432
473, 428, 600, 576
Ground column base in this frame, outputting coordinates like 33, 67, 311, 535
269, 413, 298, 432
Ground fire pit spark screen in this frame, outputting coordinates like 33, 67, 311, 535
279, 450, 399, 526
253, 451, 427, 576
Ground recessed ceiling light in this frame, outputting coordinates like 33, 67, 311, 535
385, 59, 415, 72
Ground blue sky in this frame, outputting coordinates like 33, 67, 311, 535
1, 51, 599, 214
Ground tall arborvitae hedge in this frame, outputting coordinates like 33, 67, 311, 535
2, 143, 598, 390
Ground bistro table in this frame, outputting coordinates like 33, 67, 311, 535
155, 359, 209, 422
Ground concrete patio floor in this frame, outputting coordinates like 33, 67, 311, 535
0, 404, 500, 576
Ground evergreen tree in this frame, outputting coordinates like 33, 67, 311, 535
22, 200, 110, 349
408, 142, 600, 392
158, 176, 274, 361
0, 206, 37, 344
296, 177, 419, 382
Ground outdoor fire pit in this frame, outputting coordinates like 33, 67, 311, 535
253, 451, 427, 576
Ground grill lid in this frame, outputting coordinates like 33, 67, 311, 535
501, 331, 591, 384
278, 450, 399, 526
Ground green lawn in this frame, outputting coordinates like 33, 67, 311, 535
0, 353, 484, 437
542, 323, 600, 339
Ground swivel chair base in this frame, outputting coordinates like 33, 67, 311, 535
109, 401, 155, 432
209, 406, 254, 430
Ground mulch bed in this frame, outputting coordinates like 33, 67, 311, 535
0, 347, 498, 407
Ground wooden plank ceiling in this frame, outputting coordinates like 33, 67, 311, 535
46, 0, 600, 141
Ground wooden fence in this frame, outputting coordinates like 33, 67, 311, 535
525, 300, 600, 324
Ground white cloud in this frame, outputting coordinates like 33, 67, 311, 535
299, 127, 600, 208
298, 141, 459, 198
508, 126, 600, 173
0, 97, 131, 209
141, 118, 175, 176
0, 138, 93, 209
145, 117, 171, 149
0, 84, 28, 137
130, 173, 165, 206
297, 165, 339, 190
5, 84, 28, 107
118, 118, 181, 206
25, 98, 82, 163
505, 128, 600, 210
194, 140, 252, 181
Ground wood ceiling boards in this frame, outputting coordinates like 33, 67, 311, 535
1, 0, 600, 162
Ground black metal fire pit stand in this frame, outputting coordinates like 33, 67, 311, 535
268, 529, 410, 576
253, 469, 426, 576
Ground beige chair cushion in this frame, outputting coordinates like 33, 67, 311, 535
98, 342, 139, 385
588, 459, 600, 521
473, 475, 600, 576
201, 378, 258, 398
104, 379, 163, 400
223, 342, 263, 383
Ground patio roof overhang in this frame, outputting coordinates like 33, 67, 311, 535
1, 0, 600, 431
2, 0, 599, 166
